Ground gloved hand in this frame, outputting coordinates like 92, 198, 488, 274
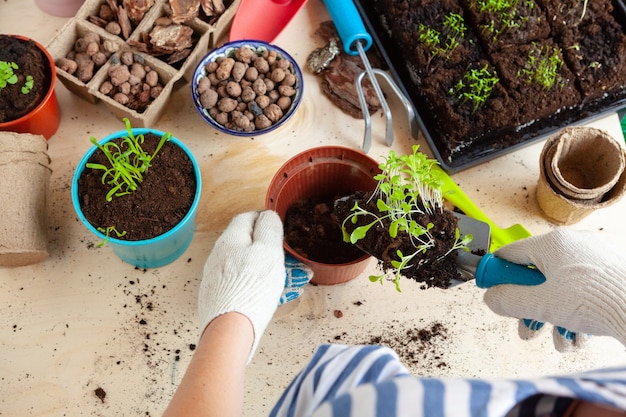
483, 228, 626, 351
198, 211, 286, 362
280, 253, 313, 304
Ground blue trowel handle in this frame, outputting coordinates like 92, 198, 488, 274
475, 253, 546, 288
322, 0, 373, 55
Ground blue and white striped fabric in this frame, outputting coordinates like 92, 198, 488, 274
269, 344, 626, 417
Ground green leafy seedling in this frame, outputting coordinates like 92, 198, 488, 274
341, 145, 472, 291
417, 13, 468, 66
21, 75, 34, 94
96, 226, 127, 247
0, 61, 18, 88
471, 0, 533, 42
0, 61, 35, 94
449, 64, 500, 111
517, 43, 565, 90
86, 118, 171, 202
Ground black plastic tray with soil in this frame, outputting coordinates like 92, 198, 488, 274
354, 0, 626, 173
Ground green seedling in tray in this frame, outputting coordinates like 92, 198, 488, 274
449, 64, 500, 111
418, 12, 468, 64
517, 43, 565, 90
470, 0, 533, 42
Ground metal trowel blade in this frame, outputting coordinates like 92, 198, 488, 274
451, 212, 491, 286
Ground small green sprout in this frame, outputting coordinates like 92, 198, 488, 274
96, 226, 127, 247
418, 13, 468, 65
0, 61, 34, 94
449, 64, 500, 111
21, 75, 34, 94
471, 0, 533, 41
443, 13, 467, 40
517, 43, 565, 90
580, 0, 589, 21
418, 24, 441, 49
341, 145, 472, 291
86, 118, 171, 202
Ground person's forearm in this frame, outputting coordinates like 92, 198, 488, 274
162, 312, 254, 417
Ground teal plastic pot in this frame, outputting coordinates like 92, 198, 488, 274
71, 128, 202, 268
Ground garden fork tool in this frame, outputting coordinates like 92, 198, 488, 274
323, 0, 419, 153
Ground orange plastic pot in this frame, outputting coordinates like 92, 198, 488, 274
0, 35, 61, 140
266, 146, 381, 285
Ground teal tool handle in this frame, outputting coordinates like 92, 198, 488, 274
322, 0, 373, 55
475, 253, 546, 288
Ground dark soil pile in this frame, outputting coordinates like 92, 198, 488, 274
0, 36, 52, 123
76, 134, 196, 241
334, 191, 462, 289
368, 0, 626, 165
284, 196, 367, 264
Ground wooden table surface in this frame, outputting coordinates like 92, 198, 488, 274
2, 1, 626, 416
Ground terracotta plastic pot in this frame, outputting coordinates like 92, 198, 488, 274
266, 146, 381, 285
71, 128, 202, 268
0, 35, 61, 140
34, 0, 86, 16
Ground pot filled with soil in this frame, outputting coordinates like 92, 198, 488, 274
334, 145, 472, 291
71, 119, 202, 268
0, 132, 52, 267
265, 146, 381, 286
0, 35, 61, 139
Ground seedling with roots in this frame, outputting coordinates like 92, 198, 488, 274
0, 60, 34, 94
86, 118, 171, 202
341, 145, 472, 291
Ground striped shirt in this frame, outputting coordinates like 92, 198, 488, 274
269, 344, 626, 417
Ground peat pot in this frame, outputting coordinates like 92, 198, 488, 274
537, 126, 626, 225
0, 35, 61, 139
266, 146, 381, 285
0, 132, 52, 266
71, 127, 202, 268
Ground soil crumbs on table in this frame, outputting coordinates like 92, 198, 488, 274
333, 319, 449, 374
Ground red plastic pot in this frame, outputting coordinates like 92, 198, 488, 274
0, 35, 61, 140
34, 0, 85, 17
266, 146, 381, 285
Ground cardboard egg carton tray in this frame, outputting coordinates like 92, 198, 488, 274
46, 0, 239, 127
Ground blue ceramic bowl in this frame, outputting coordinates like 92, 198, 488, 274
191, 40, 303, 137
71, 128, 202, 268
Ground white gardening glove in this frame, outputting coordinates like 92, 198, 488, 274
198, 210, 286, 362
483, 228, 626, 351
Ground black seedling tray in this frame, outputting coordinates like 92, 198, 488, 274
354, 0, 626, 173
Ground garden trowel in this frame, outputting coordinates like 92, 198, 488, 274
453, 213, 545, 289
